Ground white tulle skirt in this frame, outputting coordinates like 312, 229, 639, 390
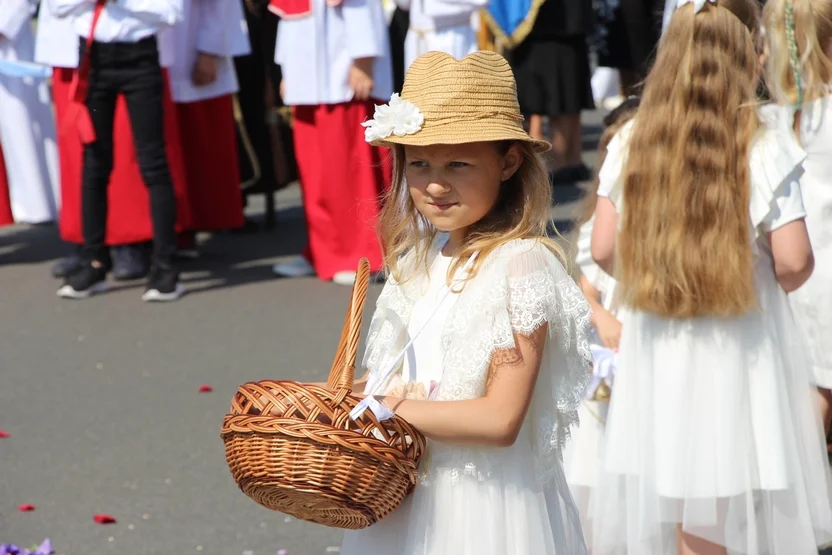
591, 269, 832, 554
564, 400, 610, 551
341, 430, 587, 555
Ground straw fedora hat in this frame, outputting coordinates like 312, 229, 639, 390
362, 51, 551, 153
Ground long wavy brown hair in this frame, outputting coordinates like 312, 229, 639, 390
764, 0, 832, 106
378, 141, 563, 284
577, 98, 641, 229
617, 0, 762, 318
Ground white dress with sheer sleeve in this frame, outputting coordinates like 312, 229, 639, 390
340, 236, 593, 555
765, 97, 832, 390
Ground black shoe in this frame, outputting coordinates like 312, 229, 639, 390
141, 266, 185, 302
112, 244, 149, 281
56, 263, 109, 299
51, 249, 83, 278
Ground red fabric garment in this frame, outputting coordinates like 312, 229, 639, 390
175, 96, 244, 231
292, 100, 390, 279
53, 67, 192, 245
0, 142, 13, 226
268, 0, 342, 18
63, 0, 107, 145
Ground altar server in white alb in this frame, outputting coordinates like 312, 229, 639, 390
272, 0, 394, 285
397, 0, 486, 70
49, 0, 187, 302
0, 0, 60, 226
35, 3, 191, 282
169, 0, 250, 234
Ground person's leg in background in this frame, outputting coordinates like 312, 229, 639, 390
58, 42, 118, 298
120, 39, 182, 302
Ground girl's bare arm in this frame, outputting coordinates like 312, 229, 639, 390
591, 197, 619, 276
378, 325, 548, 448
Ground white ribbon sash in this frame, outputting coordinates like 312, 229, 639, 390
586, 344, 618, 399
349, 252, 479, 422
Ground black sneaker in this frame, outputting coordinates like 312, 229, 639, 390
141, 266, 185, 302
56, 263, 109, 299
51, 247, 83, 278
112, 244, 149, 281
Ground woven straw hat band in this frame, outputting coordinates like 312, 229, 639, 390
373, 51, 551, 153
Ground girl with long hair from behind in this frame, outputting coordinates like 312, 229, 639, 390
563, 97, 639, 552
589, 0, 832, 552
763, 0, 832, 443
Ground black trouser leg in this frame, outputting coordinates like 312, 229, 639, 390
81, 42, 118, 267
119, 39, 177, 269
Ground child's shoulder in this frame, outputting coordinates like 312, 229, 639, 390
750, 105, 806, 186
484, 239, 570, 280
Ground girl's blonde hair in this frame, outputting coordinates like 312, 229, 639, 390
617, 0, 762, 318
577, 98, 641, 230
379, 142, 563, 283
764, 0, 832, 106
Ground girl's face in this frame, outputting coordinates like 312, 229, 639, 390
404, 142, 522, 250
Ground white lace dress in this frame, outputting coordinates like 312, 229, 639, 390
590, 119, 832, 554
562, 216, 619, 551
767, 96, 832, 389
340, 237, 593, 555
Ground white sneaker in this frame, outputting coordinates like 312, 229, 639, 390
332, 271, 357, 286
272, 256, 315, 278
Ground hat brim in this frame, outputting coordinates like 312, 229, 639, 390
370, 119, 552, 154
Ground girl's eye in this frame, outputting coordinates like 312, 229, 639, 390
449, 161, 469, 168
409, 161, 428, 168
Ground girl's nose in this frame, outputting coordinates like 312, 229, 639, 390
425, 178, 451, 197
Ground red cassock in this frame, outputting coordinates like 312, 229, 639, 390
292, 99, 391, 279
175, 95, 244, 231
0, 142, 13, 226
53, 67, 192, 245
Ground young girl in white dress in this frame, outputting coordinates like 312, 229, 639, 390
339, 50, 593, 555
763, 0, 832, 437
589, 0, 832, 552
563, 97, 638, 551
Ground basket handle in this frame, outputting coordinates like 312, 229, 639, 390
325, 258, 371, 391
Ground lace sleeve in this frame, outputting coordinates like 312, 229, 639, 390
505, 243, 593, 477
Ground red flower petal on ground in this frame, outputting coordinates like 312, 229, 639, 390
198, 385, 213, 393
93, 514, 116, 524
0, 429, 10, 438
18, 504, 35, 512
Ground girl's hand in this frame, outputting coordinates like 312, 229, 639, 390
595, 310, 622, 351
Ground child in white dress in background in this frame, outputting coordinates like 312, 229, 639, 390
589, 0, 832, 552
396, 0, 487, 70
563, 97, 638, 552
763, 0, 832, 437
339, 50, 593, 555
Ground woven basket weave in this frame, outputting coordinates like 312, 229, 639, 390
221, 259, 426, 529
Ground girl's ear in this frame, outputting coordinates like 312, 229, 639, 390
500, 144, 523, 182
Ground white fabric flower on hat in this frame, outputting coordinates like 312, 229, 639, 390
362, 93, 424, 143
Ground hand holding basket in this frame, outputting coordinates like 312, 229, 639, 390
221, 259, 426, 529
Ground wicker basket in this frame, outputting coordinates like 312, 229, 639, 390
221, 259, 426, 530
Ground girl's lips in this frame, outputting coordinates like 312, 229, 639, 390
431, 202, 458, 211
